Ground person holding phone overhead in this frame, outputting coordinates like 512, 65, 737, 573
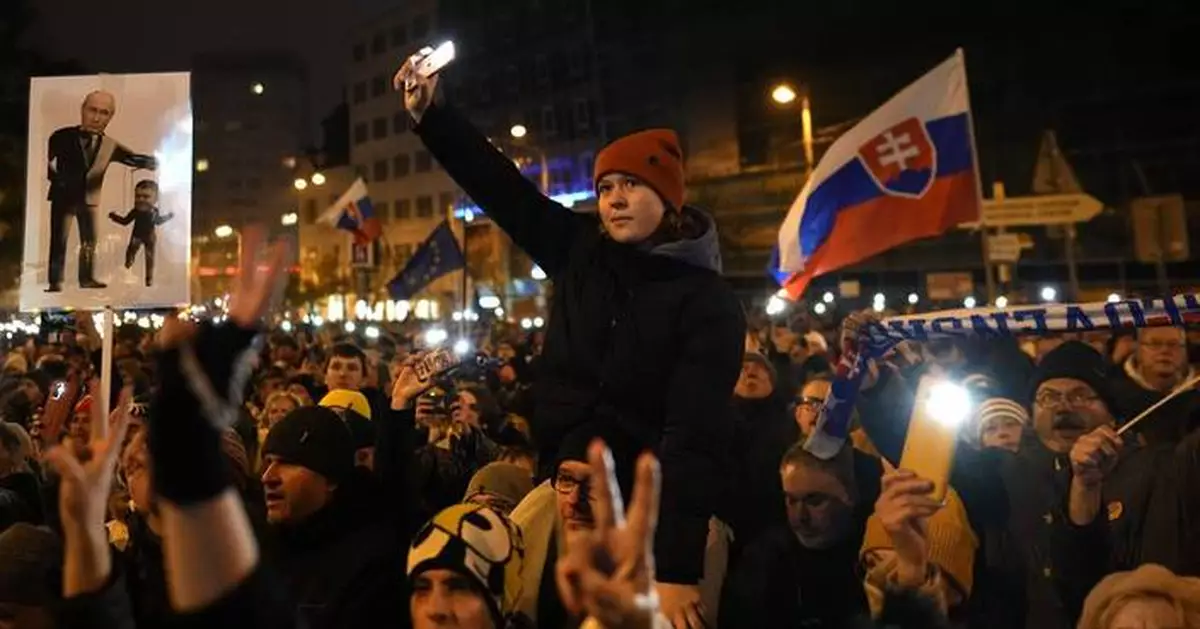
396, 52, 745, 627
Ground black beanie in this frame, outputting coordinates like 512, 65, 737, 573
1029, 341, 1116, 414
342, 410, 377, 450
555, 422, 644, 503
262, 407, 355, 483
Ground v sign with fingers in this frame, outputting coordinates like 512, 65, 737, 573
152, 225, 293, 506
45, 384, 133, 596
557, 441, 667, 629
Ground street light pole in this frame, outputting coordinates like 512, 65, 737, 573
800, 94, 814, 178
771, 83, 815, 177
510, 124, 550, 194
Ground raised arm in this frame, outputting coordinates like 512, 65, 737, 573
112, 141, 157, 170
412, 102, 587, 276
155, 212, 175, 225
46, 385, 138, 629
399, 66, 587, 276
144, 231, 295, 626
109, 210, 134, 225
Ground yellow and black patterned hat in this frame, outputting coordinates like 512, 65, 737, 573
407, 503, 525, 619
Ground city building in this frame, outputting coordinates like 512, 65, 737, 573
191, 52, 310, 232
189, 52, 310, 301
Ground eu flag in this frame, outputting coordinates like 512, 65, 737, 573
387, 220, 465, 300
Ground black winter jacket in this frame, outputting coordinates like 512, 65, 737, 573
414, 102, 746, 583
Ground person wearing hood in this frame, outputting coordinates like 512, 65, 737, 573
722, 351, 798, 560
259, 406, 408, 629
396, 54, 745, 626
1109, 326, 1199, 444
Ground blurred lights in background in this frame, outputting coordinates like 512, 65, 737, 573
425, 327, 448, 346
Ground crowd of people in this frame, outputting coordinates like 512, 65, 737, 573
1, 56, 1199, 629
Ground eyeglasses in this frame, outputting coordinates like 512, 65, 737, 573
1035, 389, 1100, 408
796, 396, 825, 410
551, 472, 591, 500
1141, 339, 1185, 351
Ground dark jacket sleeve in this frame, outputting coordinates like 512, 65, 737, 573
375, 405, 419, 536
718, 536, 779, 629
855, 368, 912, 466
654, 285, 745, 584
412, 101, 588, 276
1050, 512, 1110, 621
109, 210, 135, 225
1143, 427, 1200, 574
57, 570, 137, 629
170, 565, 297, 629
48, 128, 68, 180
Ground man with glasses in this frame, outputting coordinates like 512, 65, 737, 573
510, 422, 640, 627
1111, 326, 1197, 444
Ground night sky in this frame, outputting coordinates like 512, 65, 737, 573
29, 0, 399, 132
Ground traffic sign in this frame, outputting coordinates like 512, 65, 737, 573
961, 194, 1104, 228
987, 233, 1022, 263
351, 242, 376, 269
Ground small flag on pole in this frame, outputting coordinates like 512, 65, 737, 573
318, 178, 382, 244
387, 220, 465, 300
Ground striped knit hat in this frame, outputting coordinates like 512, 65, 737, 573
969, 398, 1029, 445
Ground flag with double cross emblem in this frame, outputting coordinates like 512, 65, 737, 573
772, 49, 982, 300
857, 117, 937, 199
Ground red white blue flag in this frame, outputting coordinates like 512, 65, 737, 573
773, 50, 982, 298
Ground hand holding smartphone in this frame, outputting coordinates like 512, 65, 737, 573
898, 376, 972, 502
413, 348, 457, 383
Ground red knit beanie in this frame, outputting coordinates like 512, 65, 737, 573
594, 129, 685, 212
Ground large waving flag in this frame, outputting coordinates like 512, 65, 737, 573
387, 220, 465, 300
319, 178, 382, 244
773, 49, 981, 298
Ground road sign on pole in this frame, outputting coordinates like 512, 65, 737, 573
986, 233, 1022, 263
351, 241, 376, 269
961, 194, 1104, 228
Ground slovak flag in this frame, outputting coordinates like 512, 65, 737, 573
319, 178, 383, 244
773, 49, 981, 299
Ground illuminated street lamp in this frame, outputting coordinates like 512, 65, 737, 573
294, 177, 308, 191
770, 82, 814, 177
508, 124, 548, 193
310, 172, 326, 186
771, 84, 797, 105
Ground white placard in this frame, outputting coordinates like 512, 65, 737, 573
21, 72, 192, 311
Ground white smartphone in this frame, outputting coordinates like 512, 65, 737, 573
411, 41, 456, 79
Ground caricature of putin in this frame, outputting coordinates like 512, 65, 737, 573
45, 90, 156, 292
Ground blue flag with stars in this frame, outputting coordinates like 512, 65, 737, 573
387, 220, 465, 300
